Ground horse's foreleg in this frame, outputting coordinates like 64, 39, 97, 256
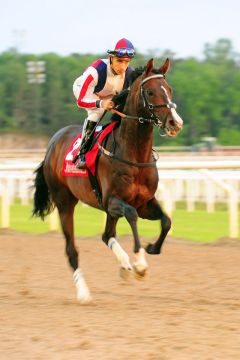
138, 197, 171, 255
55, 190, 91, 303
107, 196, 148, 278
102, 213, 132, 280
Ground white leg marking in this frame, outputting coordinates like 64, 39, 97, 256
133, 248, 148, 278
108, 237, 132, 270
73, 268, 92, 304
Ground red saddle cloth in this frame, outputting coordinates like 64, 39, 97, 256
62, 122, 117, 177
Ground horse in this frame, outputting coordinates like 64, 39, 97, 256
32, 58, 183, 303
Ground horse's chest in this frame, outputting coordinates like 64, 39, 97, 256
134, 184, 152, 200
114, 172, 157, 203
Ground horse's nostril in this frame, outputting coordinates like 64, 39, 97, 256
166, 119, 174, 128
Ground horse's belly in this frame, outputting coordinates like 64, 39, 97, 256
66, 177, 101, 209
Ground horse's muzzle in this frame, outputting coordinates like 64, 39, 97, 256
165, 109, 183, 137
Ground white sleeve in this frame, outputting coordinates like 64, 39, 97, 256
73, 67, 99, 109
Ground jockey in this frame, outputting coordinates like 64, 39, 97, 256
73, 38, 135, 169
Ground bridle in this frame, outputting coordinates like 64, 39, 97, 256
140, 74, 177, 128
112, 74, 177, 131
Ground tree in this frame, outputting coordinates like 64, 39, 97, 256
0, 39, 239, 145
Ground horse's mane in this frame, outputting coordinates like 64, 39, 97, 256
128, 66, 163, 85
110, 66, 163, 122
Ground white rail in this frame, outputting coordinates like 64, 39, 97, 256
0, 159, 240, 171
199, 170, 238, 238
0, 160, 239, 238
157, 160, 240, 170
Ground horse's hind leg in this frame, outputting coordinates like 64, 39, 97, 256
138, 197, 171, 255
52, 187, 92, 303
102, 213, 132, 280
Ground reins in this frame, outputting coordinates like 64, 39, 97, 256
110, 109, 159, 125
97, 141, 158, 168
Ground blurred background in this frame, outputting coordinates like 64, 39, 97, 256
0, 0, 239, 242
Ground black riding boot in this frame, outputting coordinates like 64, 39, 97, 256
76, 120, 96, 169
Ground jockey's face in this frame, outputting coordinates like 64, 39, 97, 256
109, 56, 131, 75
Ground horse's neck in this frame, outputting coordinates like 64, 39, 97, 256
113, 78, 153, 162
117, 104, 154, 162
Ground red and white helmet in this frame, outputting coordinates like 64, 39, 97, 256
107, 38, 135, 58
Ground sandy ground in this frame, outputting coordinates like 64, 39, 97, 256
0, 230, 239, 360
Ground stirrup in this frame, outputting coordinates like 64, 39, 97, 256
76, 156, 86, 169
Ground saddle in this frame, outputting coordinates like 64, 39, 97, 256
62, 122, 118, 178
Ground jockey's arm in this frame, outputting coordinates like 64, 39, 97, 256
74, 67, 99, 109
73, 66, 115, 111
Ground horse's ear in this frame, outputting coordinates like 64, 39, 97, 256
144, 58, 154, 76
159, 58, 170, 75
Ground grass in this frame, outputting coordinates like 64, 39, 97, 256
2, 200, 238, 243
171, 209, 229, 242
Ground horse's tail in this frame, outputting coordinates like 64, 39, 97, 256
32, 161, 54, 220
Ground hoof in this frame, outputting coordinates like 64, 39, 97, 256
145, 243, 160, 255
77, 287, 92, 304
133, 264, 147, 280
133, 248, 148, 280
77, 292, 92, 304
120, 267, 132, 281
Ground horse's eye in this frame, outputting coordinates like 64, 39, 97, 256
146, 89, 154, 97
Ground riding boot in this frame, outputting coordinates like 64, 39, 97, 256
76, 119, 96, 169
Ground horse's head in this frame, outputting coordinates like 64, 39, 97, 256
137, 58, 183, 137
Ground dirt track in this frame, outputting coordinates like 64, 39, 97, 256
0, 230, 239, 360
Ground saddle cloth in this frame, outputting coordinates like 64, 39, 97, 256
62, 122, 118, 177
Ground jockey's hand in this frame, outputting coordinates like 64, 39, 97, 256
102, 99, 115, 111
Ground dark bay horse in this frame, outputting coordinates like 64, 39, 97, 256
33, 58, 183, 303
